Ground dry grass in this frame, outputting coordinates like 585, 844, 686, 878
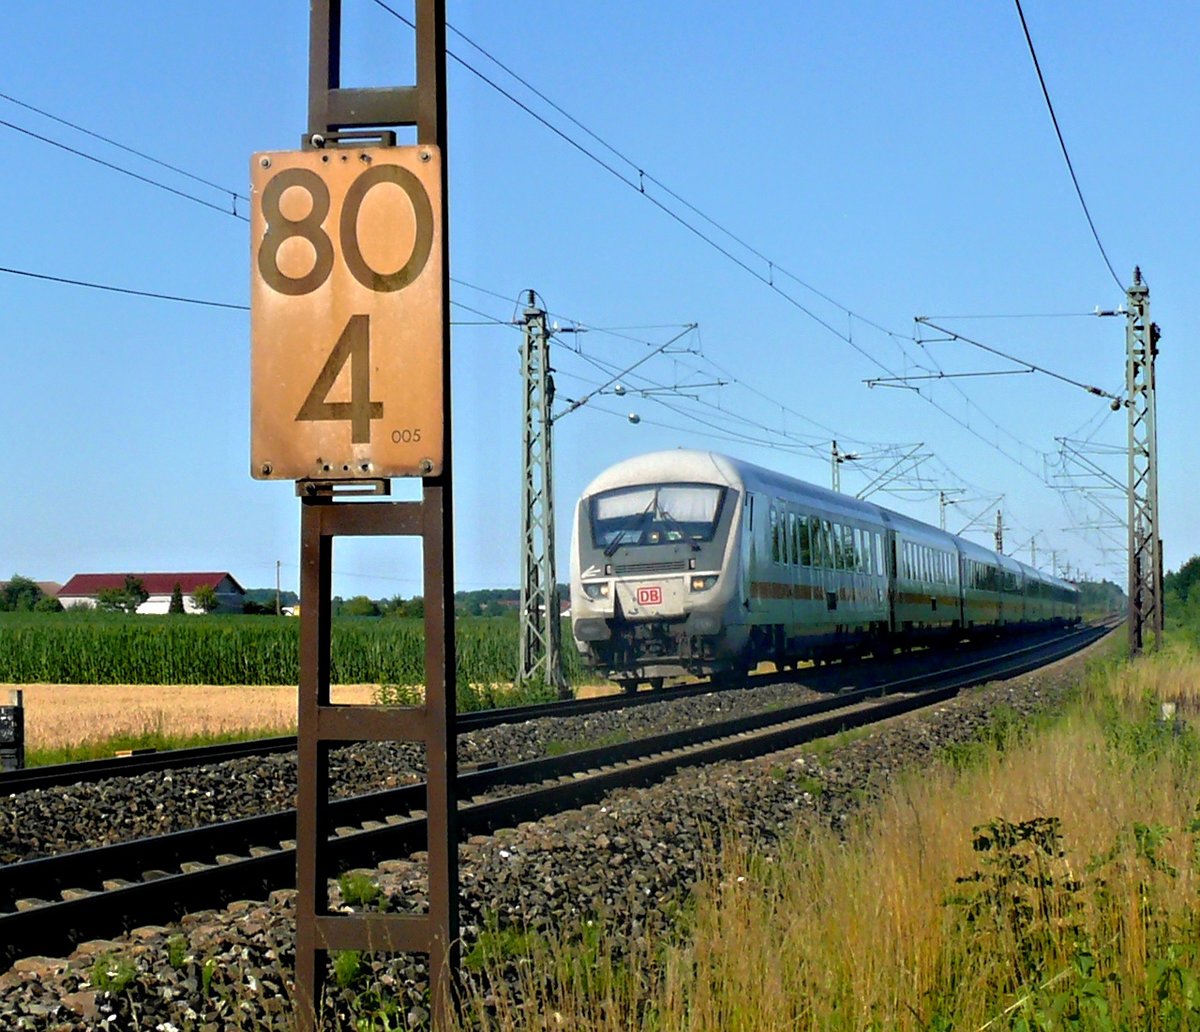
1103, 635, 1200, 711
455, 645, 1200, 1031
4, 682, 377, 751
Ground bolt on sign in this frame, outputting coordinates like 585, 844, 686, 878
250, 146, 443, 480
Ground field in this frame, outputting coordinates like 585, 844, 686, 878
7, 682, 380, 765
451, 633, 1200, 1030
0, 611, 587, 688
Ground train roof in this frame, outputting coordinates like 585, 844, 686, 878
579, 450, 1075, 588
580, 448, 891, 521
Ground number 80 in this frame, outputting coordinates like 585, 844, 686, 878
256, 164, 434, 296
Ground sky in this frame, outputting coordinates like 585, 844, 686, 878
2, 2, 1196, 599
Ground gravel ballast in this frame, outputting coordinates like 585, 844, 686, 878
0, 634, 1111, 1029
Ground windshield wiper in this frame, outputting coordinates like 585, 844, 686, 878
657, 506, 702, 551
603, 494, 657, 557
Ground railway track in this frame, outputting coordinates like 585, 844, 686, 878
0, 625, 1091, 795
0, 621, 1111, 969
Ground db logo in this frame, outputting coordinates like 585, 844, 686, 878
636, 585, 663, 606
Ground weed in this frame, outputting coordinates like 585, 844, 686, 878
794, 773, 823, 795
545, 729, 630, 757
463, 911, 547, 972
338, 871, 383, 909
201, 956, 218, 997
165, 934, 188, 970
89, 953, 137, 994
331, 949, 365, 989
374, 683, 421, 707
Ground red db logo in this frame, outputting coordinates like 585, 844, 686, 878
636, 585, 663, 606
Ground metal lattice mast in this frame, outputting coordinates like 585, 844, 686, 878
518, 292, 568, 695
1125, 267, 1163, 654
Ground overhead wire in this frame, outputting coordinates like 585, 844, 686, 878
0, 91, 249, 203
1012, 0, 1124, 293
367, 1, 1112, 505
0, 117, 247, 221
2, 36, 1107, 567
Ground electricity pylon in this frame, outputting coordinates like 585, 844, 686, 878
1125, 267, 1163, 654
518, 291, 569, 696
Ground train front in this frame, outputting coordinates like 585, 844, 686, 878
570, 452, 743, 689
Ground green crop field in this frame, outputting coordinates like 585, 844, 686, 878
0, 612, 588, 695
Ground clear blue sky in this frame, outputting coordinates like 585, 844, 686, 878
2, 2, 1195, 598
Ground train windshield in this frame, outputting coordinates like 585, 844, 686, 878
589, 483, 727, 549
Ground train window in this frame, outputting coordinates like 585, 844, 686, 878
798, 517, 813, 567
822, 520, 834, 569
770, 505, 780, 564
590, 483, 728, 548
788, 512, 797, 566
874, 533, 884, 576
842, 525, 855, 570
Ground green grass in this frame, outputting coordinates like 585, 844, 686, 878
0, 611, 588, 690
24, 725, 293, 767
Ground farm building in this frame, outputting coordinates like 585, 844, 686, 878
57, 572, 246, 614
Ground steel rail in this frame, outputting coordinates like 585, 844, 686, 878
0, 622, 1110, 969
0, 626, 1087, 794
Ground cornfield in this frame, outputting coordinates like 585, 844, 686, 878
0, 613, 587, 689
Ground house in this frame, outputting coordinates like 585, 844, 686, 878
57, 572, 246, 614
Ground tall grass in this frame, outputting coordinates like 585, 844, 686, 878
453, 644, 1200, 1030
0, 612, 587, 688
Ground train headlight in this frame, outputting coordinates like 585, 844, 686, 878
582, 581, 610, 600
690, 574, 719, 592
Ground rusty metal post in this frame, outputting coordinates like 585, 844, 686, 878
290, 2, 457, 1028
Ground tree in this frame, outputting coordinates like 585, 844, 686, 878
191, 584, 220, 614
341, 595, 381, 617
33, 594, 63, 613
96, 575, 149, 615
0, 574, 44, 612
169, 582, 185, 615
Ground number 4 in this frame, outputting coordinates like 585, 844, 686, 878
296, 314, 383, 443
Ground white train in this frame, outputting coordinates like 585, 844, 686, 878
569, 450, 1079, 690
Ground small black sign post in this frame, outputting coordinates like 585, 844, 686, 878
0, 691, 25, 772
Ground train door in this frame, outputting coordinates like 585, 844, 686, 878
740, 493, 755, 624
886, 530, 898, 633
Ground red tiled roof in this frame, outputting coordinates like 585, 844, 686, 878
58, 573, 245, 597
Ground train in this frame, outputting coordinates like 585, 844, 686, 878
569, 450, 1080, 690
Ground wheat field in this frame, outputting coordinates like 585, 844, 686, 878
5, 683, 377, 751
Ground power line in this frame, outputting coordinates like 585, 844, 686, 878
0, 91, 248, 203
371, 1, 1102, 495
4, 28, 1096, 553
914, 318, 1120, 401
1012, 0, 1123, 293
0, 116, 247, 221
0, 263, 532, 327
0, 265, 249, 311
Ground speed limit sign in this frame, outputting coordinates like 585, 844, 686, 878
250, 146, 443, 480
